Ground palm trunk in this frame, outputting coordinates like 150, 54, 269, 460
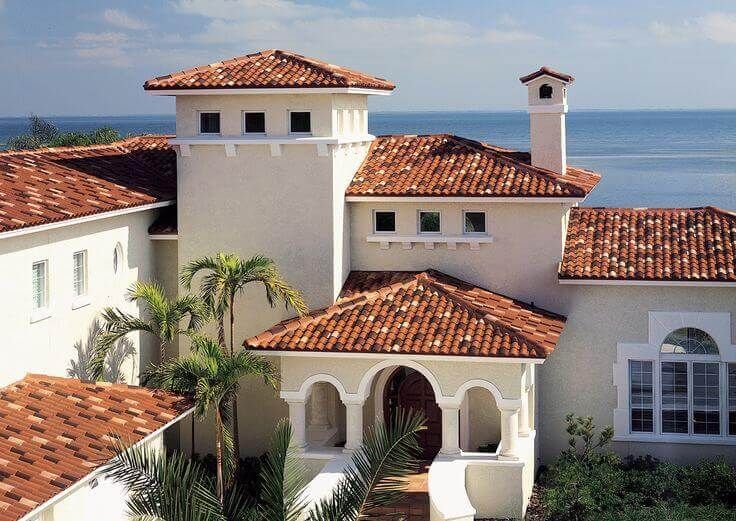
229, 294, 241, 471
215, 408, 224, 504
190, 414, 196, 458
159, 340, 166, 364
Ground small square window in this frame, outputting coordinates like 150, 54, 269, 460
199, 112, 220, 134
419, 211, 441, 234
244, 112, 266, 134
464, 211, 486, 234
290, 111, 311, 134
374, 211, 396, 233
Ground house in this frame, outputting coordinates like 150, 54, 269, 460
1, 48, 735, 519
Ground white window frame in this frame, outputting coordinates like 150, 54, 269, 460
462, 210, 487, 236
72, 250, 90, 309
373, 210, 397, 234
417, 210, 442, 235
288, 110, 312, 135
31, 259, 50, 322
614, 312, 736, 444
242, 110, 267, 135
197, 110, 222, 135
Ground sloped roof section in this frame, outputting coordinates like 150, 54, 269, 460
144, 49, 395, 92
346, 134, 600, 198
519, 66, 574, 84
0, 136, 176, 234
246, 270, 566, 359
0, 375, 191, 521
560, 207, 736, 282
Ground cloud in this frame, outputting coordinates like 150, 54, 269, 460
174, 0, 335, 20
74, 32, 129, 46
73, 32, 132, 67
102, 8, 150, 31
651, 12, 736, 44
349, 0, 369, 10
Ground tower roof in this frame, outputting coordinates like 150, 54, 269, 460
519, 67, 574, 85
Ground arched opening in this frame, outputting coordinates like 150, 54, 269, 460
661, 327, 719, 354
305, 381, 346, 448
539, 83, 553, 99
460, 387, 501, 453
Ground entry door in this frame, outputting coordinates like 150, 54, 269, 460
398, 371, 442, 458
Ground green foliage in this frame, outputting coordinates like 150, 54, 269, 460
6, 115, 121, 150
563, 413, 614, 463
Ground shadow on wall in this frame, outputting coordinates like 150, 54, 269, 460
68, 318, 136, 383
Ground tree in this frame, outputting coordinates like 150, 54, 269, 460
6, 115, 121, 150
91, 281, 206, 380
146, 335, 279, 504
103, 409, 425, 521
180, 253, 308, 460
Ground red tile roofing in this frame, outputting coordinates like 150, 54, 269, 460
0, 136, 176, 234
144, 49, 395, 92
519, 66, 574, 84
0, 375, 191, 521
560, 206, 736, 282
246, 270, 566, 359
347, 134, 600, 198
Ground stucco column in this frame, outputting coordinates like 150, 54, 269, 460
309, 383, 331, 430
498, 406, 520, 460
343, 399, 365, 452
519, 364, 531, 437
286, 399, 308, 450
439, 405, 461, 455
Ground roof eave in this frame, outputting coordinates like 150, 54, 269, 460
145, 86, 394, 96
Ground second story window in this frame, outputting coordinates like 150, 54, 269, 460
32, 260, 48, 310
373, 211, 396, 233
199, 111, 221, 135
289, 111, 311, 134
418, 211, 441, 234
73, 250, 87, 297
244, 111, 266, 134
463, 211, 486, 234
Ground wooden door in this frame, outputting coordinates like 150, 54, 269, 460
397, 371, 442, 458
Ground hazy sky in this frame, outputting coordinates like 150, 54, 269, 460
1, 0, 736, 116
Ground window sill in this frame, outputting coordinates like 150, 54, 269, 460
614, 434, 736, 445
366, 234, 494, 251
72, 296, 91, 310
30, 308, 52, 324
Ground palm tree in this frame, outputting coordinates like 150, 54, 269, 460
91, 281, 206, 380
180, 253, 308, 460
146, 335, 279, 503
103, 410, 425, 521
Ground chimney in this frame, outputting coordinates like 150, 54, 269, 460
519, 67, 574, 174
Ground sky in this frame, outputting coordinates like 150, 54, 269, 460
1, 0, 736, 116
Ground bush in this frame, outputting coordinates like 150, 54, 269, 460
7, 116, 121, 150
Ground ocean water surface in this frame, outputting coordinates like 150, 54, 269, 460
1, 110, 735, 209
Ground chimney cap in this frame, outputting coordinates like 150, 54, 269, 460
519, 67, 574, 85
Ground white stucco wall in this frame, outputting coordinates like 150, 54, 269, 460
0, 209, 164, 387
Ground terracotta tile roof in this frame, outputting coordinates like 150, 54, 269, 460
0, 136, 176, 235
0, 374, 191, 521
560, 206, 736, 282
519, 66, 574, 84
148, 205, 177, 236
246, 270, 566, 359
346, 134, 600, 198
144, 49, 395, 92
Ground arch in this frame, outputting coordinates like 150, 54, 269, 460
357, 359, 443, 402
372, 366, 396, 422
113, 242, 124, 275
451, 379, 506, 408
283, 373, 349, 402
661, 327, 719, 355
539, 83, 553, 99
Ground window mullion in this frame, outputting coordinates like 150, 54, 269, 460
688, 361, 693, 436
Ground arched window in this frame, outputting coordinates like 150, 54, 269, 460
661, 327, 719, 355
539, 84, 553, 99
113, 242, 124, 275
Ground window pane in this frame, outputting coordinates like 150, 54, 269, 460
200, 112, 220, 134
464, 212, 486, 234
629, 360, 653, 433
661, 327, 718, 354
729, 364, 736, 435
73, 251, 86, 297
419, 211, 440, 233
32, 261, 46, 310
290, 112, 311, 133
661, 361, 689, 434
693, 362, 720, 435
244, 112, 265, 133
374, 211, 396, 233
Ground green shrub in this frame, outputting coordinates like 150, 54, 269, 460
7, 116, 121, 150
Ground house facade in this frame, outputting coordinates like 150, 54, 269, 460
2, 49, 736, 519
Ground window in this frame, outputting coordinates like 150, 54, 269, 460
418, 211, 441, 234
199, 112, 221, 134
32, 260, 48, 310
463, 211, 486, 234
289, 111, 311, 134
693, 362, 720, 435
661, 361, 689, 434
373, 211, 396, 233
72, 251, 87, 297
629, 360, 653, 433
661, 327, 719, 354
243, 111, 266, 134
539, 84, 553, 99
729, 364, 736, 435
113, 243, 123, 275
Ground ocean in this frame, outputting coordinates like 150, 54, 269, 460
1, 110, 735, 209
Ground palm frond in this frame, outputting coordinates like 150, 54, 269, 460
180, 255, 220, 290
90, 307, 156, 380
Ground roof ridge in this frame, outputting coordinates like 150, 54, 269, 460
572, 206, 736, 214
0, 134, 172, 156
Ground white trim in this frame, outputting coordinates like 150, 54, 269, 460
462, 210, 488, 236
197, 110, 222, 135
418, 209, 442, 235
366, 234, 494, 251
281, 373, 349, 403
71, 296, 91, 310
346, 196, 583, 204
288, 110, 312, 135
559, 278, 736, 287
249, 349, 545, 365
169, 135, 375, 146
521, 74, 572, 86
372, 209, 397, 234
614, 434, 736, 445
148, 233, 178, 241
0, 201, 174, 240
18, 407, 195, 521
242, 110, 267, 135
146, 87, 393, 96
357, 359, 444, 402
